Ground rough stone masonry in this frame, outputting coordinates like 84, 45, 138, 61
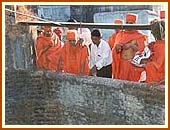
5, 69, 165, 125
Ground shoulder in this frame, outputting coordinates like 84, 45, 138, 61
37, 35, 44, 41
135, 30, 147, 37
101, 39, 109, 46
63, 41, 70, 48
36, 35, 47, 46
101, 39, 111, 50
101, 39, 107, 44
81, 44, 88, 50
91, 42, 96, 48
154, 40, 165, 48
116, 31, 124, 36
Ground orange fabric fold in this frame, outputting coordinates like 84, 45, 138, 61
145, 40, 165, 83
36, 34, 62, 71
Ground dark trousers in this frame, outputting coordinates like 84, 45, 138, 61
97, 64, 112, 78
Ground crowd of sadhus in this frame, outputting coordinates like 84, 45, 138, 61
35, 11, 165, 85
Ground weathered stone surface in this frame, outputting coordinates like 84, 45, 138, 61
5, 69, 165, 125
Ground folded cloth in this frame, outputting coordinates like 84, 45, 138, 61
131, 46, 151, 67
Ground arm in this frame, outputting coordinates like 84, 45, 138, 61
60, 44, 67, 72
80, 47, 88, 75
89, 44, 95, 69
80, 61, 85, 75
136, 36, 146, 52
146, 44, 165, 71
57, 52, 63, 71
36, 38, 44, 59
36, 38, 54, 58
89, 45, 97, 76
89, 65, 97, 76
41, 41, 54, 55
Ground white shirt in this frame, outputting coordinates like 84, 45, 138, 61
90, 39, 112, 70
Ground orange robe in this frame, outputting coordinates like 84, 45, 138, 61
145, 40, 165, 83
47, 36, 63, 71
36, 34, 62, 70
36, 35, 51, 69
108, 31, 121, 78
81, 45, 90, 75
108, 31, 119, 49
61, 41, 89, 75
113, 30, 146, 81
112, 48, 121, 78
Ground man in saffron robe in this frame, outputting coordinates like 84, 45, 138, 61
144, 19, 165, 84
61, 30, 89, 75
108, 19, 123, 78
66, 18, 90, 75
47, 28, 63, 71
108, 19, 123, 49
113, 13, 147, 81
36, 25, 62, 70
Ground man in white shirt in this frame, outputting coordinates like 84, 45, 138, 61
89, 29, 112, 78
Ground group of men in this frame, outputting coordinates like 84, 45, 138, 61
35, 12, 165, 85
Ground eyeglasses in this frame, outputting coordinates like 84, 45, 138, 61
68, 40, 76, 43
126, 22, 134, 24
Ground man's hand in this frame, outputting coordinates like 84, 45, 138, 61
115, 44, 122, 53
141, 59, 149, 65
41, 41, 53, 55
49, 39, 55, 47
89, 65, 97, 76
79, 38, 84, 44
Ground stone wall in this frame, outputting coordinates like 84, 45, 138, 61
5, 69, 165, 125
